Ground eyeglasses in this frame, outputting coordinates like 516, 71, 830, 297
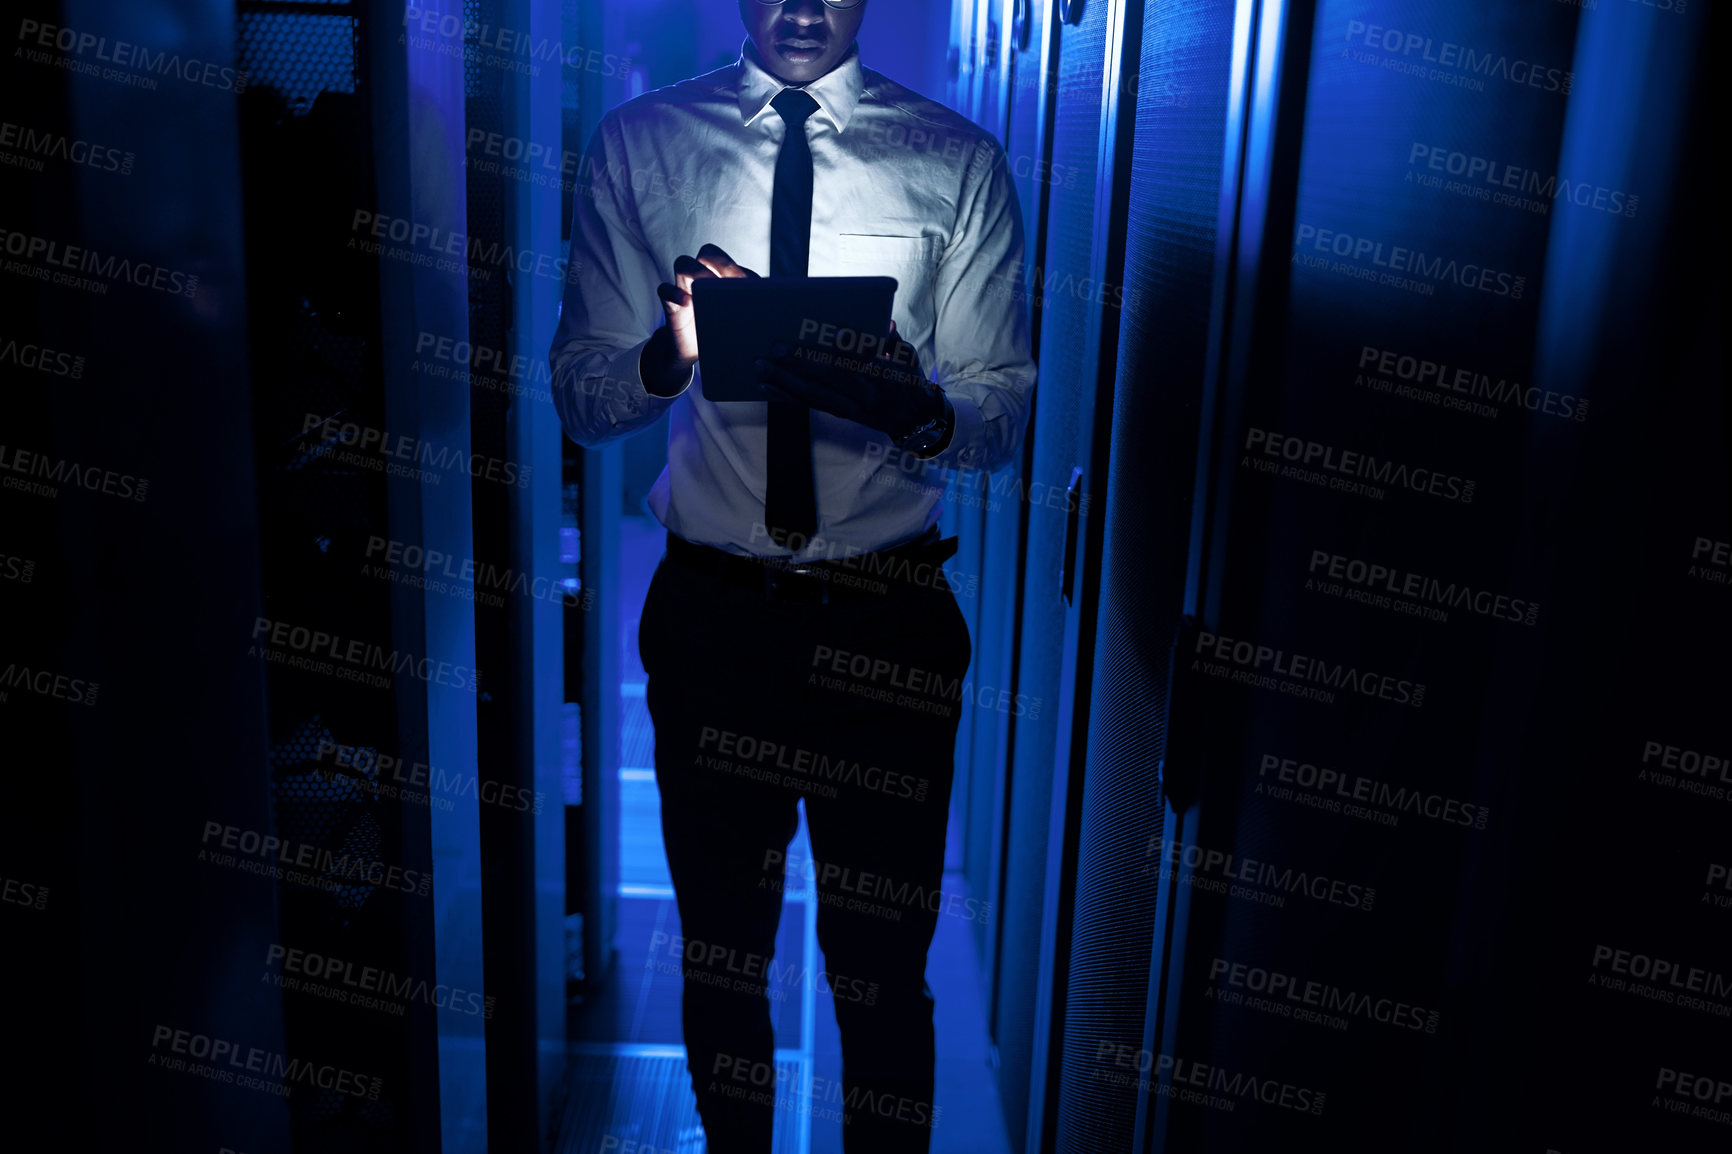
753, 0, 864, 9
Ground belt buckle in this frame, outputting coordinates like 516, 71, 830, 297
764, 560, 829, 605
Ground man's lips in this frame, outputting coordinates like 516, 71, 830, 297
777, 38, 826, 51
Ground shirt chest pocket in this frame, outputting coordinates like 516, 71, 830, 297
835, 233, 940, 331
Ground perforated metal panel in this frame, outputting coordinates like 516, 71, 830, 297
1051, 1, 1239, 1149
969, 0, 1052, 988
996, 4, 1110, 1149
234, 1, 404, 1146
236, 4, 357, 115
270, 719, 385, 917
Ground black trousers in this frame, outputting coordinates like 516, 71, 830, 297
638, 539, 973, 1153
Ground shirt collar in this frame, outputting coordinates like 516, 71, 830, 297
737, 36, 864, 134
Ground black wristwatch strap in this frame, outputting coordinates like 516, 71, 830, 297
893, 391, 954, 455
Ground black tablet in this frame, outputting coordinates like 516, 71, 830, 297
691, 275, 899, 403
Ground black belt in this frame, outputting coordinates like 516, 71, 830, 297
664, 527, 959, 604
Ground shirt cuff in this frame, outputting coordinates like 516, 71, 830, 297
618, 334, 694, 404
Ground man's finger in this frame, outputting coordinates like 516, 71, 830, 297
755, 358, 831, 405
879, 320, 916, 367
773, 340, 875, 376
766, 349, 852, 390
674, 253, 717, 282
776, 343, 909, 391
696, 243, 759, 279
656, 282, 690, 309
695, 243, 734, 266
756, 359, 864, 423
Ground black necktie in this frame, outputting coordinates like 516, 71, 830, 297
765, 88, 821, 546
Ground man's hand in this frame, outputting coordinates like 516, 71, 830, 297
754, 321, 947, 444
641, 243, 758, 395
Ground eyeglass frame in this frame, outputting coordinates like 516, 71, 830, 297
752, 0, 865, 10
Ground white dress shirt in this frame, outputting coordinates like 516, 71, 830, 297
548, 37, 1036, 559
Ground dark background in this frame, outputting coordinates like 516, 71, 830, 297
3, 0, 1724, 1151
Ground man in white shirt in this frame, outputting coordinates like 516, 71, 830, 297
550, 2, 1034, 1149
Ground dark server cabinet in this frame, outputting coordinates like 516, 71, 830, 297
974, 0, 1723, 1150
1052, 0, 1242, 1150
991, 0, 1137, 1149
1131, 0, 1723, 1151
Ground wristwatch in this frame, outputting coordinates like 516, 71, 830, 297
893, 390, 955, 457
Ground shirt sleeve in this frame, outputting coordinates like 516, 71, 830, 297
548, 110, 691, 449
923, 135, 1038, 475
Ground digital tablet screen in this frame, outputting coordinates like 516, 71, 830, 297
691, 275, 898, 403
